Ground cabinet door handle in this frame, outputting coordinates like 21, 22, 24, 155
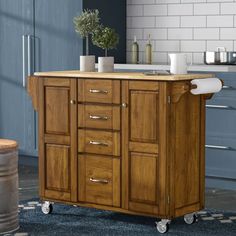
206, 105, 233, 110
89, 177, 109, 184
27, 35, 32, 77
89, 89, 108, 94
223, 85, 235, 90
205, 145, 231, 150
22, 35, 26, 87
89, 115, 108, 120
89, 141, 109, 146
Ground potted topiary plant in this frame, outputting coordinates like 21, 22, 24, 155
73, 9, 100, 72
92, 26, 119, 72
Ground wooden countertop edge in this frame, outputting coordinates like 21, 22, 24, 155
34, 71, 214, 81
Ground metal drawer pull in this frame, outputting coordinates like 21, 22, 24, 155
89, 89, 108, 94
206, 105, 233, 110
89, 141, 109, 146
89, 177, 109, 184
89, 115, 108, 120
223, 85, 235, 90
205, 145, 231, 150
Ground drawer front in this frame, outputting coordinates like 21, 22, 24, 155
206, 97, 236, 137
78, 104, 120, 130
78, 154, 120, 207
78, 130, 120, 156
206, 136, 236, 179
78, 79, 120, 104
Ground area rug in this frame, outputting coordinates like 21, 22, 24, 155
5, 199, 236, 236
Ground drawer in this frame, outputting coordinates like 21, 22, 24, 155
78, 104, 120, 130
206, 97, 236, 137
206, 136, 236, 179
78, 79, 120, 104
78, 130, 120, 156
78, 154, 120, 207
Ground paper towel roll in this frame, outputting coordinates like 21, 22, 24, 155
190, 78, 222, 95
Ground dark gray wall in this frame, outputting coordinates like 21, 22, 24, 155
83, 0, 126, 63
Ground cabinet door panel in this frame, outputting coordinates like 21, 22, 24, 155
130, 91, 158, 143
46, 144, 70, 192
130, 153, 157, 204
45, 87, 70, 135
122, 81, 159, 215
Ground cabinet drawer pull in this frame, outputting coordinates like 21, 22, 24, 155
89, 89, 108, 94
206, 105, 233, 110
89, 177, 109, 184
89, 115, 108, 120
89, 141, 109, 146
223, 85, 235, 90
205, 145, 231, 150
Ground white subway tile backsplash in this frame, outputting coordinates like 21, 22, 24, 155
168, 4, 193, 16
182, 0, 206, 3
181, 16, 206, 27
156, 16, 180, 27
144, 28, 167, 39
220, 28, 236, 40
221, 3, 236, 14
156, 0, 180, 3
153, 52, 168, 64
181, 41, 206, 52
127, 29, 143, 40
193, 52, 204, 64
207, 41, 233, 51
194, 3, 219, 15
207, 0, 232, 2
144, 5, 167, 16
168, 28, 193, 39
130, 17, 155, 28
126, 0, 236, 64
127, 5, 143, 17
194, 28, 219, 40
127, 17, 132, 28
155, 40, 180, 51
131, 0, 155, 4
207, 16, 233, 27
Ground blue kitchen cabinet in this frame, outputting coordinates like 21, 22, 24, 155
205, 72, 236, 190
0, 0, 83, 156
0, 0, 35, 156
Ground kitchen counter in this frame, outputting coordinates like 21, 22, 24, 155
34, 70, 212, 81
110, 63, 236, 73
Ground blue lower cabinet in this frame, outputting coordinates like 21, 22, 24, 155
205, 72, 236, 190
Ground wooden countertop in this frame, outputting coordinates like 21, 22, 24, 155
34, 70, 213, 81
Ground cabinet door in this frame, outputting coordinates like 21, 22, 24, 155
34, 0, 82, 72
0, 0, 37, 156
39, 78, 77, 202
122, 81, 159, 215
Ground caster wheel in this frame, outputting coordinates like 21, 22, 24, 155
184, 213, 197, 225
156, 221, 169, 234
41, 202, 53, 215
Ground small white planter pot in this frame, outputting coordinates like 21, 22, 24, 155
98, 57, 114, 73
80, 55, 95, 72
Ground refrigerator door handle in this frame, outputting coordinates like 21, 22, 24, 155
22, 35, 26, 87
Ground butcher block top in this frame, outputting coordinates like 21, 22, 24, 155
34, 70, 213, 81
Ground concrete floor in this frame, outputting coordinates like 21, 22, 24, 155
18, 164, 236, 212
